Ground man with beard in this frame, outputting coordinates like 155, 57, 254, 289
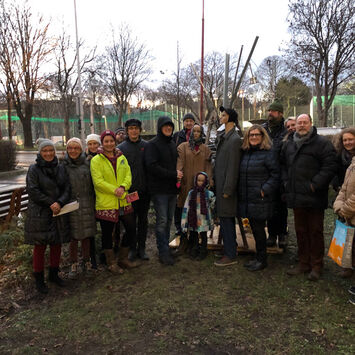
281, 114, 337, 280
262, 101, 288, 249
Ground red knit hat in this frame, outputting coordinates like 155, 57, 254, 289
100, 130, 116, 142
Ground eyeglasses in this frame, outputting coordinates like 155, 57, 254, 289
249, 133, 262, 137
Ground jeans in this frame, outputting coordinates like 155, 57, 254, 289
152, 194, 176, 256
219, 217, 237, 259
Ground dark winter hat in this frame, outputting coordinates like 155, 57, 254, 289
100, 129, 116, 142
125, 118, 142, 129
115, 127, 125, 135
268, 101, 283, 113
219, 106, 238, 123
183, 113, 196, 122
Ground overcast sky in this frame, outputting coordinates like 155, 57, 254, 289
29, 0, 290, 85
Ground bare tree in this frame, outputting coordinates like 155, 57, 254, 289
101, 25, 153, 126
286, 0, 355, 126
0, 0, 55, 148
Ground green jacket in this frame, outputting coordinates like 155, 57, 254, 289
90, 152, 132, 210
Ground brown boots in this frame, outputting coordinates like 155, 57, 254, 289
104, 249, 124, 274
118, 247, 141, 269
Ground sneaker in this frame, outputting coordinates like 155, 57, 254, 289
246, 261, 267, 272
348, 297, 355, 306
244, 259, 258, 268
68, 262, 79, 279
214, 256, 238, 267
348, 286, 355, 296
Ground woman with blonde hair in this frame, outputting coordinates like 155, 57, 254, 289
238, 124, 279, 271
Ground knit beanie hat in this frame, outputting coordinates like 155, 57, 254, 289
66, 137, 83, 151
86, 134, 101, 145
268, 101, 283, 113
219, 106, 238, 123
100, 129, 116, 142
125, 118, 142, 129
37, 138, 55, 153
183, 113, 196, 122
115, 127, 125, 135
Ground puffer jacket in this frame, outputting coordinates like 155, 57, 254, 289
145, 116, 178, 195
333, 156, 355, 226
90, 150, 132, 210
238, 146, 280, 220
62, 153, 96, 240
117, 137, 148, 194
280, 127, 337, 209
24, 155, 71, 245
262, 119, 287, 155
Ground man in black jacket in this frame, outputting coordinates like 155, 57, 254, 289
263, 101, 288, 248
145, 116, 183, 265
118, 119, 150, 261
281, 114, 337, 281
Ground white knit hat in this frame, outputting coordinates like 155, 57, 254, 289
86, 134, 101, 145
66, 137, 83, 150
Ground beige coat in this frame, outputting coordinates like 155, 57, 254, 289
176, 142, 213, 208
334, 156, 355, 226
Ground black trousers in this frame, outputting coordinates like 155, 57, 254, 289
100, 213, 136, 250
249, 218, 267, 263
267, 197, 288, 238
132, 193, 150, 250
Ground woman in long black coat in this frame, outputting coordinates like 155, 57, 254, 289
25, 139, 71, 293
238, 125, 279, 271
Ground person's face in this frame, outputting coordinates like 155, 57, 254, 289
115, 131, 126, 143
342, 133, 355, 152
184, 118, 195, 130
87, 141, 100, 153
67, 142, 82, 160
248, 129, 263, 146
127, 126, 140, 142
219, 111, 229, 125
197, 174, 206, 187
102, 135, 116, 152
268, 110, 282, 121
296, 114, 312, 136
40, 146, 55, 162
192, 125, 202, 140
161, 124, 173, 137
286, 120, 296, 133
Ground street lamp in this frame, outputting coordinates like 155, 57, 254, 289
258, 109, 262, 119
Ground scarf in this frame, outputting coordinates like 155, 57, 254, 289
36, 154, 59, 179
188, 124, 205, 151
188, 172, 209, 229
293, 127, 314, 148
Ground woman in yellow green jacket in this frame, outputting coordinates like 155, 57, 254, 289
90, 130, 139, 273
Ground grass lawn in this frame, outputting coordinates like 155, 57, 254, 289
0, 207, 354, 354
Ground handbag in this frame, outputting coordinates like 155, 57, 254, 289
328, 219, 354, 269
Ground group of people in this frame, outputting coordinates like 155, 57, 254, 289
24, 102, 355, 301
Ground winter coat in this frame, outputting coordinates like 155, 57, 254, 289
117, 137, 148, 194
176, 142, 213, 208
332, 150, 353, 191
62, 153, 96, 240
173, 128, 189, 147
90, 151, 132, 210
238, 146, 280, 220
280, 127, 337, 210
214, 127, 242, 217
333, 156, 355, 226
24, 155, 71, 245
262, 120, 287, 155
145, 116, 178, 195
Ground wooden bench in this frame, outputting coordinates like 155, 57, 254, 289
0, 184, 28, 232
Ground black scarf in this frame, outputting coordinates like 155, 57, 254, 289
36, 154, 59, 179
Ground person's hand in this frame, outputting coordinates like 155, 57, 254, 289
115, 187, 125, 197
50, 202, 61, 215
261, 190, 265, 198
177, 170, 183, 179
223, 194, 229, 198
310, 183, 315, 192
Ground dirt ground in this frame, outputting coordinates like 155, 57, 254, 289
0, 209, 354, 354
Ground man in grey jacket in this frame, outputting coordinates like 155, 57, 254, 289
214, 107, 242, 266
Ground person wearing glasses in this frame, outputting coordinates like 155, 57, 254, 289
238, 125, 279, 271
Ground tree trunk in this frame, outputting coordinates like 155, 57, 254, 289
23, 102, 34, 148
7, 96, 12, 140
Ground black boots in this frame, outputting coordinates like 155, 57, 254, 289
33, 271, 49, 294
189, 233, 199, 259
175, 233, 189, 256
48, 267, 65, 287
196, 233, 208, 260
